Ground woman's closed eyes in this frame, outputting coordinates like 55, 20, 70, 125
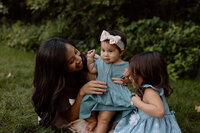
69, 48, 80, 64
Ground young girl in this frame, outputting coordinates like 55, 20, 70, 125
114, 51, 182, 133
79, 30, 136, 133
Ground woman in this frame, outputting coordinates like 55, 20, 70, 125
32, 37, 126, 131
32, 37, 107, 128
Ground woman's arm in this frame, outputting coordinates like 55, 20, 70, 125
131, 88, 165, 118
63, 80, 107, 122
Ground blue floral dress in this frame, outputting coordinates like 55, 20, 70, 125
79, 58, 136, 122
114, 84, 182, 133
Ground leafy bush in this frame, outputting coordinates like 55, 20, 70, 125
119, 17, 200, 79
1, 17, 200, 78
2, 18, 68, 51
3, 0, 200, 23
4, 21, 42, 51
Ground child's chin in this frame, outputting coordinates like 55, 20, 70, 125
104, 60, 111, 64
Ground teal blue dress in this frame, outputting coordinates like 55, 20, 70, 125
79, 58, 136, 122
114, 84, 182, 133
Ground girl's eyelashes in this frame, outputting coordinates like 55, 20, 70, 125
101, 49, 113, 52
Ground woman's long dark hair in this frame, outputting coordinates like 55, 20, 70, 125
32, 37, 88, 127
129, 51, 172, 99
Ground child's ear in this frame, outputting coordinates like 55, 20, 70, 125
120, 49, 125, 56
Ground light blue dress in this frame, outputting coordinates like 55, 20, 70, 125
79, 58, 136, 122
114, 84, 182, 133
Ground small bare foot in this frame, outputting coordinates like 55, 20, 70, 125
86, 121, 97, 132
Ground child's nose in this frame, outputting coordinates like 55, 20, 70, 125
105, 52, 109, 56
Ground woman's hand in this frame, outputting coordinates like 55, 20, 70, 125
66, 80, 106, 122
112, 68, 131, 85
79, 80, 107, 96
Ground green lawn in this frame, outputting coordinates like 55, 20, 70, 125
0, 45, 199, 133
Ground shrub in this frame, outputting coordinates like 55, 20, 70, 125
1, 17, 200, 78
4, 21, 42, 51
119, 17, 200, 79
3, 19, 68, 51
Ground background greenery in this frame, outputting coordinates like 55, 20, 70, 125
0, 0, 200, 132
1, 0, 200, 78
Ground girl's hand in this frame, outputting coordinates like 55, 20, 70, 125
94, 54, 100, 61
87, 49, 95, 58
112, 68, 131, 85
112, 77, 129, 86
87, 49, 96, 64
131, 94, 142, 106
123, 68, 130, 77
79, 80, 107, 96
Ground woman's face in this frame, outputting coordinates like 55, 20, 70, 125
66, 43, 83, 72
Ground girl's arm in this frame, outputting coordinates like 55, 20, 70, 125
62, 80, 107, 122
87, 49, 97, 74
131, 88, 165, 118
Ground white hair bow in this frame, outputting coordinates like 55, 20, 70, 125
100, 30, 125, 50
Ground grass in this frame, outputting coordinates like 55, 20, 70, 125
169, 78, 200, 133
0, 45, 54, 133
0, 45, 199, 133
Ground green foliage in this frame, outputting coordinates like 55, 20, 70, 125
23, 0, 200, 23
1, 17, 200, 78
4, 0, 131, 52
119, 17, 200, 79
26, 0, 50, 11
1, 1, 200, 78
0, 22, 12, 45
4, 21, 41, 51
2, 18, 69, 51
2, 0, 200, 23
0, 2, 8, 14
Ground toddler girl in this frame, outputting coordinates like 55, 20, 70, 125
114, 51, 182, 133
79, 30, 136, 133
